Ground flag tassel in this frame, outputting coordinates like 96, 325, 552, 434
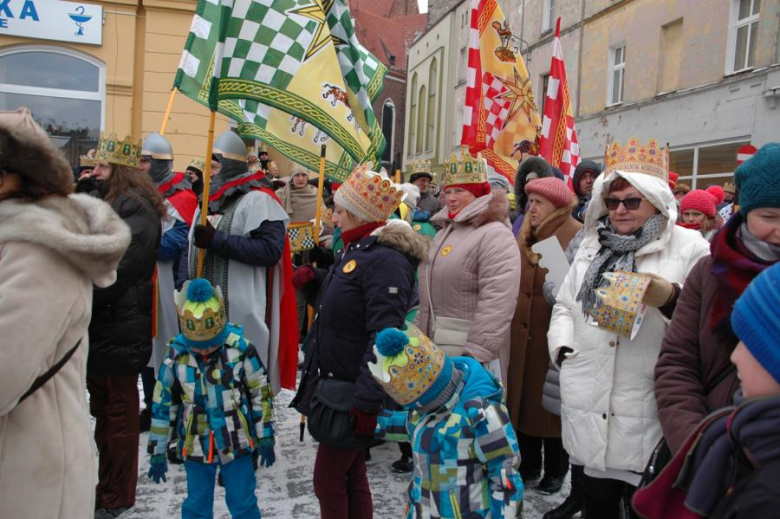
196, 111, 217, 278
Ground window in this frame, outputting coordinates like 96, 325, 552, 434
542, 0, 555, 32
607, 45, 626, 106
670, 140, 749, 188
408, 73, 417, 156
381, 99, 395, 163
658, 19, 683, 93
426, 59, 437, 152
416, 86, 426, 154
540, 73, 550, 115
0, 47, 104, 168
728, 0, 760, 73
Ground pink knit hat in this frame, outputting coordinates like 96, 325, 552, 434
706, 185, 725, 205
525, 177, 575, 209
681, 190, 717, 217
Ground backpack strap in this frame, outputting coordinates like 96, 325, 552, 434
17, 339, 82, 405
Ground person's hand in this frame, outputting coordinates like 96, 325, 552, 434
258, 437, 275, 468
193, 222, 216, 249
349, 407, 378, 437
556, 347, 573, 367
291, 266, 316, 289
641, 273, 675, 308
148, 454, 168, 484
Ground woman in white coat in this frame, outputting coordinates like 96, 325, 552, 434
547, 139, 709, 518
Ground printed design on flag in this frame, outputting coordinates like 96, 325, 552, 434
496, 67, 538, 125
290, 115, 328, 143
491, 20, 516, 62
287, 223, 316, 252
289, 0, 346, 61
482, 72, 511, 148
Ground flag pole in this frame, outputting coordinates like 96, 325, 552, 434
159, 88, 178, 135
313, 144, 327, 246
196, 110, 217, 278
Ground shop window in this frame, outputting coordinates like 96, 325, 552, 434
670, 141, 747, 188
727, 0, 760, 73
697, 142, 744, 176
669, 148, 694, 177
0, 47, 104, 169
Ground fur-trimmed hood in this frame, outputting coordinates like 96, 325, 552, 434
430, 192, 510, 229
0, 194, 131, 287
373, 219, 430, 263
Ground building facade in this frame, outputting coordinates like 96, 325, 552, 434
506, 0, 780, 188
0, 0, 234, 173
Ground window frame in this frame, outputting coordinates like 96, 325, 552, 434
425, 58, 437, 153
542, 0, 555, 33
670, 138, 750, 188
606, 44, 626, 107
725, 0, 761, 75
408, 73, 418, 157
0, 45, 106, 130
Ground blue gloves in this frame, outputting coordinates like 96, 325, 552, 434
412, 207, 431, 222
258, 437, 275, 468
148, 454, 168, 484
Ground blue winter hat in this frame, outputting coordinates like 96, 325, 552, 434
731, 261, 780, 383
735, 142, 780, 215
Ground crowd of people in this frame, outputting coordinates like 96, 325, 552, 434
1, 105, 779, 519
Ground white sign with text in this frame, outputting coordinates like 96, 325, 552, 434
0, 0, 102, 45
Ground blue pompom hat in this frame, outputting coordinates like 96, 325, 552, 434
173, 278, 230, 349
368, 323, 454, 408
731, 261, 780, 383
735, 142, 780, 215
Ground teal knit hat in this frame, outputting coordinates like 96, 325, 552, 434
735, 142, 780, 215
731, 261, 780, 383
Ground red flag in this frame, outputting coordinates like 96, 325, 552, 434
539, 18, 580, 184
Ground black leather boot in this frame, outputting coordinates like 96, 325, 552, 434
543, 464, 585, 519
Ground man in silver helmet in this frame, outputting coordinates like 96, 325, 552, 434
183, 131, 298, 395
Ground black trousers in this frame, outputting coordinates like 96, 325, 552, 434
517, 432, 569, 479
582, 473, 638, 519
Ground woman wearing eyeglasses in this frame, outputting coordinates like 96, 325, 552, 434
547, 139, 709, 519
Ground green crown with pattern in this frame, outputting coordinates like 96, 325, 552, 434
95, 132, 143, 168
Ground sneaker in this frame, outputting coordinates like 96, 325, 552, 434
538, 475, 565, 495
139, 409, 151, 433
391, 456, 413, 473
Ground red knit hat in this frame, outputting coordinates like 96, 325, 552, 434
525, 177, 574, 209
681, 190, 717, 217
706, 185, 725, 205
668, 171, 679, 190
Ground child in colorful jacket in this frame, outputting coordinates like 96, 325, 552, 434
146, 278, 275, 519
370, 323, 523, 518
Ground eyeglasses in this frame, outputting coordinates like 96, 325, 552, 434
604, 197, 643, 210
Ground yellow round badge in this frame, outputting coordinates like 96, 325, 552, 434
413, 224, 421, 231
342, 259, 357, 273
441, 245, 453, 256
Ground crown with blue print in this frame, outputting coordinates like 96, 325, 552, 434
173, 278, 229, 348
368, 323, 453, 407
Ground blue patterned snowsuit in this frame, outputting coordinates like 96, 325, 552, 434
376, 357, 523, 518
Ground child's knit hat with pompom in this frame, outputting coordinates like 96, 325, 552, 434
173, 278, 229, 349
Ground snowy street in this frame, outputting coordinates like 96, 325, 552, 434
127, 387, 570, 518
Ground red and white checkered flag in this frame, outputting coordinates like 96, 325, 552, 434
539, 18, 580, 184
482, 72, 511, 148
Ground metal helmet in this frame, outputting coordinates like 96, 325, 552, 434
213, 131, 247, 162
141, 132, 173, 160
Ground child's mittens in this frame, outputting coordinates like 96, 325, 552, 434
148, 454, 168, 484
258, 437, 275, 468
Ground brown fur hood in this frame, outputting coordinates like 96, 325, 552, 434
373, 219, 431, 263
519, 201, 578, 264
430, 192, 510, 228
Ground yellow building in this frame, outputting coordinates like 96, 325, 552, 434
0, 0, 232, 172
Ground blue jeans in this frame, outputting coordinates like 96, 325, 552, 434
183, 455, 261, 519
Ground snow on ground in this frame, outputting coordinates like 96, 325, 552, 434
126, 387, 571, 518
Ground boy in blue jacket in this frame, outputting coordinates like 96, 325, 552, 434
146, 278, 275, 519
369, 323, 523, 518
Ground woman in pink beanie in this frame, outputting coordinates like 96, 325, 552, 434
508, 176, 582, 494
680, 189, 722, 241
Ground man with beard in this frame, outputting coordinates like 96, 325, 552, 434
184, 131, 298, 394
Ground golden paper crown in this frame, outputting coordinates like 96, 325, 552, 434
79, 154, 96, 168
95, 132, 143, 168
188, 158, 205, 172
408, 159, 431, 175
442, 147, 488, 186
589, 271, 651, 340
335, 164, 404, 222
173, 281, 228, 345
369, 323, 447, 406
604, 138, 669, 182
723, 181, 736, 194
319, 204, 334, 227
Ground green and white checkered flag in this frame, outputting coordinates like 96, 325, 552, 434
174, 0, 387, 181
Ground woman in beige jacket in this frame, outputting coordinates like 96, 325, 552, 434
0, 108, 130, 519
415, 152, 520, 384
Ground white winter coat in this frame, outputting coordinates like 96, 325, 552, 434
547, 171, 709, 474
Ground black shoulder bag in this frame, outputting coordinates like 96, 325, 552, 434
17, 339, 82, 405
